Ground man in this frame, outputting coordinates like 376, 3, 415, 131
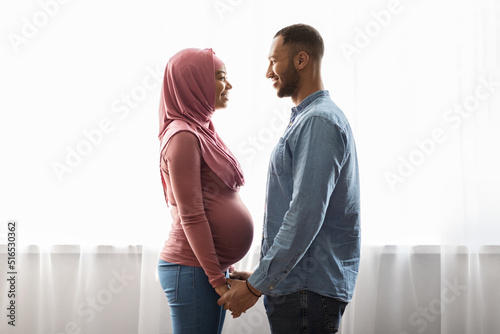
218, 24, 361, 333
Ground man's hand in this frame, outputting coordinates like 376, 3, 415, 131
229, 270, 253, 281
217, 279, 261, 318
214, 283, 230, 297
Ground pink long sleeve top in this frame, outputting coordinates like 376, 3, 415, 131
159, 131, 254, 288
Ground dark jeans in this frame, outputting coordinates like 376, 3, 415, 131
264, 290, 348, 334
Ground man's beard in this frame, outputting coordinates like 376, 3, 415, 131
277, 61, 300, 98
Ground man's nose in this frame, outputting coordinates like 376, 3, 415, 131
266, 64, 274, 79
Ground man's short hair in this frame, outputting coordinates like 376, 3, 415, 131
274, 24, 324, 62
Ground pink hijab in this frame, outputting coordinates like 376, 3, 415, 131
158, 48, 244, 197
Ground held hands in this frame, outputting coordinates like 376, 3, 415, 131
214, 269, 252, 298
215, 283, 230, 297
217, 278, 261, 318
229, 270, 253, 280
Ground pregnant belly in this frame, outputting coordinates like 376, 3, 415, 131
206, 194, 254, 267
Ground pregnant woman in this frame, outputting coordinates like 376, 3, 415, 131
157, 48, 254, 334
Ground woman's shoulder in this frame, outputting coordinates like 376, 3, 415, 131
169, 130, 199, 146
166, 130, 203, 160
163, 120, 200, 148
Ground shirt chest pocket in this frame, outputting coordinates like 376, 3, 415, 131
271, 137, 285, 175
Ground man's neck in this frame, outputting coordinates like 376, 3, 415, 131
291, 78, 324, 106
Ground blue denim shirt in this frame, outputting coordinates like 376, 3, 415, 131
248, 90, 360, 302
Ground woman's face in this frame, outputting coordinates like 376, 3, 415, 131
215, 65, 232, 110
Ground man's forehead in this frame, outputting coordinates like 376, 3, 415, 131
268, 36, 286, 58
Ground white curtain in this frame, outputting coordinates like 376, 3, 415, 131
1, 245, 499, 333
1, 0, 499, 333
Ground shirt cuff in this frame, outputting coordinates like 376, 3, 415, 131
210, 274, 227, 288
247, 267, 276, 295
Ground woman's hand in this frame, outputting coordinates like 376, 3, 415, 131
229, 270, 253, 281
215, 283, 230, 297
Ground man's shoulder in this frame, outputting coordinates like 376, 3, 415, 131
303, 96, 349, 129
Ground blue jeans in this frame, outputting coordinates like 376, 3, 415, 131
264, 290, 348, 334
158, 259, 226, 334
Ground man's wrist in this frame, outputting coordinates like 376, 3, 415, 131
246, 280, 262, 297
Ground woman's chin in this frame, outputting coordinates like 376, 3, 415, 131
215, 103, 229, 110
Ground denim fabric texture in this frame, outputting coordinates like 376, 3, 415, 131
264, 290, 347, 333
158, 259, 226, 334
249, 90, 361, 302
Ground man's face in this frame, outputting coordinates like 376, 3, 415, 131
266, 36, 300, 98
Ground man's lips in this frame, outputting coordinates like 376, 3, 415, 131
271, 77, 279, 88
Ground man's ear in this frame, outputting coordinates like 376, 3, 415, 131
295, 51, 309, 70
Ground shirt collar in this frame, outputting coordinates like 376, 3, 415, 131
292, 90, 329, 114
